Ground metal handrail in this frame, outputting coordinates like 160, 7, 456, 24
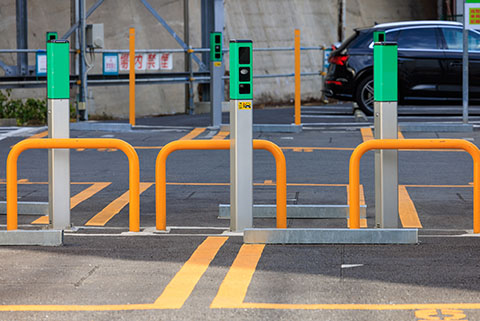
155, 139, 287, 231
0, 46, 326, 54
348, 139, 480, 233
6, 138, 141, 232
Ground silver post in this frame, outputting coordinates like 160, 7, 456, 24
463, 0, 469, 124
230, 98, 253, 232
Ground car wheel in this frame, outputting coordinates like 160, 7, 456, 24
355, 76, 374, 115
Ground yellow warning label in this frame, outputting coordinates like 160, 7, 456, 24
214, 61, 222, 67
238, 101, 252, 110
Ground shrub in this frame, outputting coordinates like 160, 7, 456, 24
0, 89, 47, 125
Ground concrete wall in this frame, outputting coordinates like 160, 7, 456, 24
0, 0, 436, 118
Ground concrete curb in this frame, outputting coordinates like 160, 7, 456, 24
0, 201, 48, 215
253, 124, 302, 133
399, 122, 473, 132
218, 204, 367, 219
70, 122, 132, 132
244, 228, 418, 244
0, 230, 63, 246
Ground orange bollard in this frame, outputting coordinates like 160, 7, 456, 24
155, 139, 287, 231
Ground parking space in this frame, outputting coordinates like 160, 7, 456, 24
0, 123, 480, 320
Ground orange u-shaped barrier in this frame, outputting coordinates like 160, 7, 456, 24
155, 139, 287, 230
349, 139, 480, 233
6, 138, 140, 232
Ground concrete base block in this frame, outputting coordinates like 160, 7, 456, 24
244, 228, 418, 244
0, 230, 63, 246
0, 118, 17, 126
0, 201, 48, 215
253, 124, 302, 133
70, 122, 132, 132
399, 122, 473, 132
219, 204, 367, 219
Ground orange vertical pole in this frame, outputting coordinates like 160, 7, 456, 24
294, 29, 301, 126
129, 28, 136, 127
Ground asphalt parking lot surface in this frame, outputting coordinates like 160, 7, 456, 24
1, 106, 480, 320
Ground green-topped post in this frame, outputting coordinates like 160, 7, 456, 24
47, 39, 71, 230
229, 40, 253, 232
373, 31, 399, 228
210, 32, 223, 128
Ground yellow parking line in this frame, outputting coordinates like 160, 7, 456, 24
27, 130, 48, 139
211, 245, 480, 311
362, 128, 404, 140
3, 301, 480, 312
31, 182, 112, 225
0, 237, 226, 312
30, 216, 49, 225
399, 185, 422, 228
212, 130, 229, 140
219, 302, 480, 311
70, 182, 111, 209
179, 128, 206, 140
211, 244, 265, 308
360, 128, 374, 141
154, 236, 228, 308
85, 182, 152, 226
165, 182, 353, 187
131, 145, 465, 153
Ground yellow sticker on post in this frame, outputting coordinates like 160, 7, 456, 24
238, 101, 252, 110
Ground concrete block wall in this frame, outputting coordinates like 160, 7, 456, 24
0, 0, 435, 118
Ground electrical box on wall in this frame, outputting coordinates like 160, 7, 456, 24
86, 23, 104, 49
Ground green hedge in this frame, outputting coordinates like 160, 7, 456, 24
0, 89, 75, 125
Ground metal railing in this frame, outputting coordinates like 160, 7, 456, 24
155, 139, 287, 231
0, 45, 326, 85
6, 138, 141, 232
348, 139, 480, 233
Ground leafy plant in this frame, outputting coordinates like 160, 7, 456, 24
0, 89, 47, 125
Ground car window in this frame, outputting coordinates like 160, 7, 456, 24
397, 28, 438, 50
365, 30, 398, 49
441, 27, 480, 51
385, 30, 399, 42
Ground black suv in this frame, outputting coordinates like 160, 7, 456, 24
324, 21, 480, 115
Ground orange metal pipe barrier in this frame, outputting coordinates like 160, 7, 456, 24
129, 27, 136, 127
6, 138, 140, 232
294, 29, 301, 126
155, 139, 287, 230
349, 139, 480, 233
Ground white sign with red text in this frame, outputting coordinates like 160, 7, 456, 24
118, 53, 172, 71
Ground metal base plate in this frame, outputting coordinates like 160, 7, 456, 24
219, 204, 366, 219
0, 230, 63, 246
244, 228, 418, 244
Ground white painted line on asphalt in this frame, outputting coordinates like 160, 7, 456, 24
341, 264, 364, 269
0, 127, 43, 142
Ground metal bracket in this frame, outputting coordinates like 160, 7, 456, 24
140, 0, 207, 71
60, 0, 105, 40
0, 60, 16, 76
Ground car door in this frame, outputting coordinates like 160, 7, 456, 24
439, 26, 480, 101
395, 26, 445, 102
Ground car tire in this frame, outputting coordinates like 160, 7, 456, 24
355, 75, 374, 115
